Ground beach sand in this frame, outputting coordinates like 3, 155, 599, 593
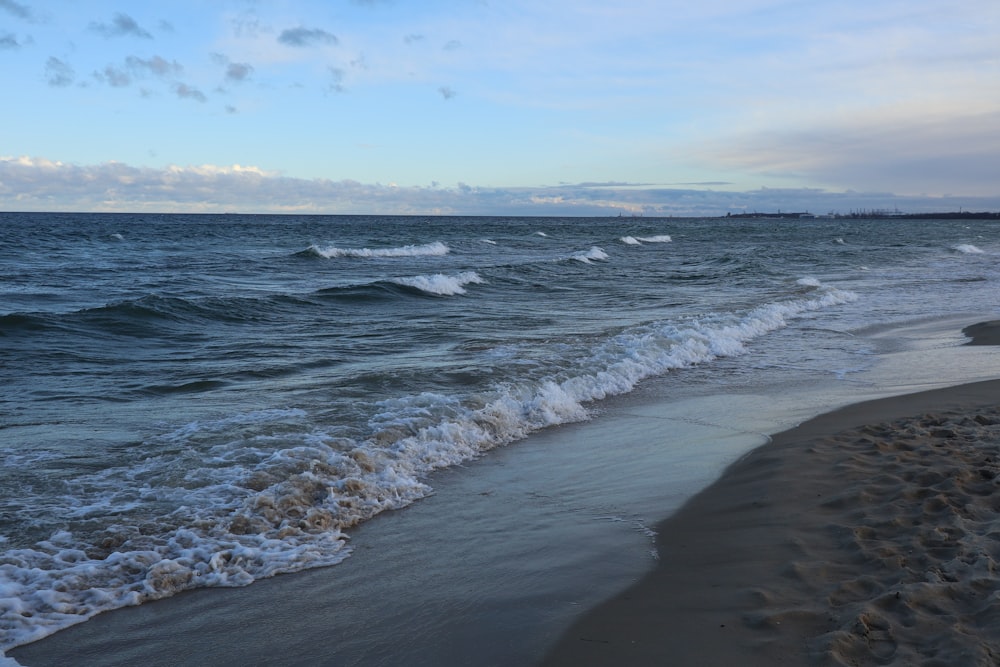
9, 323, 1000, 666
542, 323, 1000, 666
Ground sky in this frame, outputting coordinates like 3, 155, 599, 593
1, 0, 999, 216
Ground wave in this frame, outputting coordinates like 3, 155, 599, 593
303, 241, 450, 259
0, 293, 315, 342
0, 280, 859, 652
571, 247, 609, 263
620, 235, 672, 245
954, 243, 985, 254
389, 271, 485, 296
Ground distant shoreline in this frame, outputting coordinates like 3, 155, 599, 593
723, 210, 1000, 220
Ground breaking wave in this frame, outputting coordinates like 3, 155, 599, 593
304, 241, 450, 259
620, 235, 672, 245
0, 279, 858, 653
389, 272, 486, 296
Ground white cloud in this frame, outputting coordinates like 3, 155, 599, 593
3, 156, 999, 216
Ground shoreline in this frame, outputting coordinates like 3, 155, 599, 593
8, 322, 1000, 666
541, 324, 1000, 665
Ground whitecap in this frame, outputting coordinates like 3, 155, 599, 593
572, 247, 609, 263
621, 235, 671, 245
954, 243, 984, 254
309, 241, 449, 259
390, 271, 485, 296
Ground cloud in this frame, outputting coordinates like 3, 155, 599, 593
93, 55, 182, 89
225, 62, 254, 83
569, 181, 657, 188
5, 155, 1000, 216
438, 86, 456, 100
127, 55, 182, 77
0, 32, 20, 49
672, 181, 734, 187
44, 57, 75, 87
404, 34, 425, 44
97, 65, 131, 87
277, 27, 338, 47
0, 0, 30, 20
174, 83, 207, 102
443, 40, 462, 51
90, 13, 153, 39
328, 67, 345, 93
703, 108, 1000, 196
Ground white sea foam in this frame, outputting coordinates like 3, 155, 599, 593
535, 232, 548, 237
572, 247, 609, 263
481, 239, 497, 245
0, 280, 858, 653
309, 241, 449, 259
390, 271, 485, 296
954, 243, 984, 254
620, 235, 671, 245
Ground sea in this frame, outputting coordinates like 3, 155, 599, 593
2, 212, 1000, 664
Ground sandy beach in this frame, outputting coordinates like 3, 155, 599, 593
542, 323, 1000, 666
9, 322, 1000, 666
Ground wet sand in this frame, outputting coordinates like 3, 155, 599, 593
542, 322, 1000, 666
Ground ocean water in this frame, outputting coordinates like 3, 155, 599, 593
2, 212, 999, 658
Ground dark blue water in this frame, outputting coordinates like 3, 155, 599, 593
2, 212, 998, 652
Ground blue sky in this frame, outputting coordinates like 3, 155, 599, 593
2, 0, 999, 215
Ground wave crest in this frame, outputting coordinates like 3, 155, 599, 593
954, 243, 985, 254
390, 271, 485, 296
572, 247, 609, 263
306, 241, 450, 259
